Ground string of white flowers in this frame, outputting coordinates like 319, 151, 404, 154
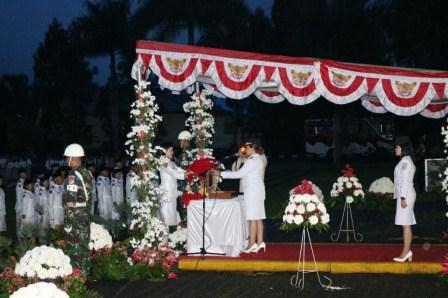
125, 80, 166, 248
440, 121, 448, 218
183, 88, 215, 156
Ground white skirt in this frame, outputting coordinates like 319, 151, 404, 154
394, 194, 416, 226
159, 200, 180, 226
244, 199, 266, 220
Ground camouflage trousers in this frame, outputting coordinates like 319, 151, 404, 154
64, 207, 91, 275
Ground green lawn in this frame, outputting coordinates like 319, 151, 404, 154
2, 159, 446, 244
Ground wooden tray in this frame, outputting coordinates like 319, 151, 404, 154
207, 190, 237, 199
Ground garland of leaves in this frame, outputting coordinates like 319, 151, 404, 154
125, 81, 165, 249
183, 88, 215, 157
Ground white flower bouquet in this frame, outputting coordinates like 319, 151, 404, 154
281, 180, 330, 233
368, 177, 394, 197
14, 246, 72, 280
10, 282, 69, 298
89, 222, 113, 251
130, 217, 168, 250
329, 164, 365, 207
168, 226, 187, 252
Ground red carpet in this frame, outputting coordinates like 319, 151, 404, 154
180, 243, 448, 262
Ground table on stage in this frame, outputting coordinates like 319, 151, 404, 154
187, 196, 247, 257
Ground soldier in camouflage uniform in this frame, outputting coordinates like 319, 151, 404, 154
176, 131, 193, 222
62, 143, 93, 275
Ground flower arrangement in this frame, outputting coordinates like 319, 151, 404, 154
130, 243, 178, 280
281, 180, 330, 233
183, 88, 215, 151
10, 282, 69, 298
89, 223, 113, 251
442, 254, 448, 278
14, 246, 72, 280
129, 217, 168, 250
168, 226, 187, 252
182, 157, 219, 206
0, 266, 26, 296
125, 80, 164, 217
329, 164, 365, 207
290, 180, 324, 202
368, 177, 394, 195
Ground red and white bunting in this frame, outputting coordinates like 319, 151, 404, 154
134, 40, 448, 118
272, 64, 319, 105
316, 62, 368, 105
361, 97, 387, 114
254, 90, 285, 103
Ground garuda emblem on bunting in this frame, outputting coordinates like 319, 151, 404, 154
228, 63, 248, 80
395, 81, 417, 97
291, 70, 312, 87
166, 57, 187, 73
330, 71, 352, 87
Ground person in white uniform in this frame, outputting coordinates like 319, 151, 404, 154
111, 169, 124, 220
15, 168, 27, 233
0, 176, 6, 233
21, 179, 37, 230
393, 137, 416, 262
159, 143, 185, 228
126, 165, 138, 205
49, 171, 65, 228
36, 176, 51, 229
97, 167, 113, 220
219, 142, 267, 254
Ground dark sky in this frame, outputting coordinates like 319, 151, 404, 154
0, 0, 273, 85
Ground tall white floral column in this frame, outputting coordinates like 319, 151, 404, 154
125, 79, 168, 250
281, 180, 346, 291
183, 86, 215, 157
329, 164, 365, 242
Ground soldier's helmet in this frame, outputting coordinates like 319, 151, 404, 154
64, 143, 85, 157
178, 131, 192, 141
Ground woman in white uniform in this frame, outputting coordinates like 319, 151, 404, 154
220, 142, 267, 253
393, 137, 416, 262
159, 143, 185, 227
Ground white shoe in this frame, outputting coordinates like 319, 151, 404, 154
393, 251, 413, 262
242, 243, 258, 253
255, 242, 266, 253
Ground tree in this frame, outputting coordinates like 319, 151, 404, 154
33, 19, 95, 155
71, 0, 133, 153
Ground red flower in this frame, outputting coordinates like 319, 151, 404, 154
342, 164, 356, 177
168, 272, 177, 279
71, 269, 82, 277
187, 158, 218, 176
291, 179, 314, 195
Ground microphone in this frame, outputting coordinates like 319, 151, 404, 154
223, 153, 239, 159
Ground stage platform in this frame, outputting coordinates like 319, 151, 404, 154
179, 243, 447, 274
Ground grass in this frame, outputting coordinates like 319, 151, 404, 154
1, 159, 447, 244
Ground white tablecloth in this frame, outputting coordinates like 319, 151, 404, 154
187, 196, 246, 257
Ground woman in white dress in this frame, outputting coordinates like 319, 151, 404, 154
97, 167, 113, 220
393, 137, 416, 262
159, 143, 185, 228
220, 142, 267, 253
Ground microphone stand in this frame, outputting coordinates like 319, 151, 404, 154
185, 174, 225, 257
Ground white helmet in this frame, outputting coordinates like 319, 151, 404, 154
178, 131, 192, 141
63, 143, 85, 157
